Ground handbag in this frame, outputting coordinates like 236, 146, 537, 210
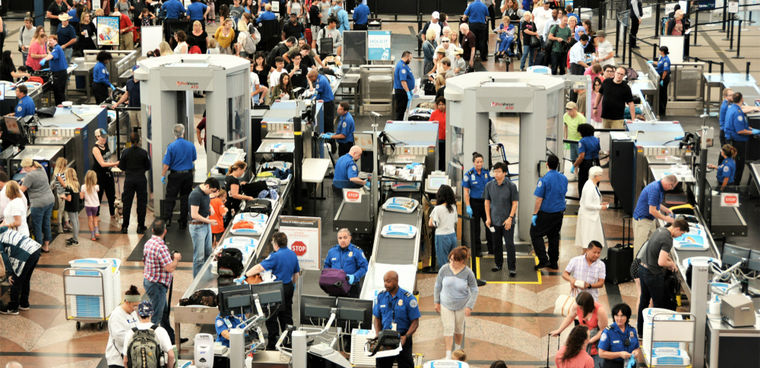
553, 294, 576, 316
529, 34, 540, 49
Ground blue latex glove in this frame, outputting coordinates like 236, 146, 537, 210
161, 176, 166, 184
570, 166, 575, 174
237, 322, 247, 330
234, 275, 246, 284
531, 214, 537, 226
364, 180, 371, 190
109, 84, 116, 91
406, 90, 413, 102
347, 274, 356, 284
626, 355, 636, 368
752, 128, 760, 135
674, 136, 684, 141
466, 205, 473, 218
40, 58, 47, 66
647, 60, 654, 65
659, 79, 664, 87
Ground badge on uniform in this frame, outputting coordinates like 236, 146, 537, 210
216, 319, 224, 327
342, 122, 346, 127
398, 299, 403, 306
471, 174, 476, 181
409, 299, 418, 308
537, 181, 543, 187
401, 70, 406, 74
352, 165, 357, 171
348, 251, 353, 257
724, 166, 729, 172
739, 116, 744, 121
17, 106, 22, 111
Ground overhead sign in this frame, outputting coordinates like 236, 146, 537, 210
368, 31, 391, 61
279, 216, 322, 271
728, 1, 739, 13
720, 192, 739, 207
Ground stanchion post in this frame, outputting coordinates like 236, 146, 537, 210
653, 43, 657, 61
734, 19, 743, 58
622, 25, 628, 64
720, 62, 724, 76
747, 62, 751, 81
708, 60, 713, 73
615, 20, 620, 57
723, 1, 727, 31
728, 14, 734, 50
693, 10, 699, 45
655, 2, 661, 37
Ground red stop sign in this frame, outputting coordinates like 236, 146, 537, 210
346, 191, 360, 201
291, 241, 307, 256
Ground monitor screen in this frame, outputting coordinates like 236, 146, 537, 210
342, 31, 367, 65
722, 244, 750, 268
4, 116, 21, 135
336, 297, 373, 328
218, 284, 253, 316
428, 176, 447, 190
748, 250, 760, 273
250, 281, 283, 305
211, 135, 225, 155
300, 294, 336, 325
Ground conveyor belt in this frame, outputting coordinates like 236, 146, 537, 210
373, 211, 419, 264
667, 206, 721, 297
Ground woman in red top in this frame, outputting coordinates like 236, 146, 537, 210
550, 291, 608, 366
26, 27, 48, 71
429, 96, 446, 172
556, 325, 595, 368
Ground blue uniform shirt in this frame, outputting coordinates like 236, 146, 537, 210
68, 8, 80, 23
464, 0, 489, 24
393, 60, 415, 91
215, 313, 246, 347
719, 100, 730, 131
578, 136, 600, 161
727, 104, 749, 142
57, 24, 78, 47
522, 0, 532, 11
633, 180, 664, 220
656, 55, 671, 76
162, 138, 197, 171
15, 95, 36, 118
598, 323, 640, 362
93, 61, 110, 84
723, 104, 740, 140
335, 112, 355, 144
372, 287, 420, 333
534, 169, 568, 213
48, 45, 68, 72
314, 74, 335, 102
323, 244, 368, 282
186, 2, 208, 20
462, 167, 492, 199
717, 157, 736, 185
260, 247, 301, 284
256, 11, 277, 22
333, 153, 361, 189
162, 0, 186, 19
352, 3, 370, 25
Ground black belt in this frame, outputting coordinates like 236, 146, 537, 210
171, 169, 193, 174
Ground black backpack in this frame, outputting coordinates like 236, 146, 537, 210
244, 199, 272, 215
217, 248, 244, 277
309, 4, 321, 27
126, 325, 161, 368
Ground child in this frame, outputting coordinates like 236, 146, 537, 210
138, 7, 156, 27
496, 16, 516, 59
451, 349, 467, 362
62, 167, 81, 246
81, 170, 100, 241
210, 189, 228, 245
52, 157, 69, 233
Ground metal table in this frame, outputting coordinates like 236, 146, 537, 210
72, 59, 95, 101
335, 73, 361, 112
702, 73, 759, 115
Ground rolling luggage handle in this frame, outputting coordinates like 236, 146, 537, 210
544, 333, 560, 368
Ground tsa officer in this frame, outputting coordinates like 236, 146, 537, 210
92, 51, 114, 104
323, 228, 368, 297
373, 270, 420, 368
725, 91, 760, 186
463, 152, 493, 257
598, 303, 642, 368
333, 145, 365, 190
707, 144, 737, 192
531, 154, 568, 271
331, 102, 355, 157
308, 69, 336, 149
160, 124, 197, 229
13, 85, 35, 119
655, 46, 670, 117
393, 51, 415, 121
215, 311, 247, 347
631, 175, 677, 256
43, 35, 69, 105
241, 232, 300, 350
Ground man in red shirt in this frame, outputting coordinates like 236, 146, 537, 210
429, 96, 446, 171
113, 9, 135, 50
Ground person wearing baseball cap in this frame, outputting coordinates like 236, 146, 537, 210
421, 11, 442, 43
122, 300, 176, 368
563, 101, 585, 166
453, 47, 466, 75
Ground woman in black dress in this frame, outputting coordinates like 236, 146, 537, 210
78, 12, 98, 52
91, 128, 120, 220
187, 20, 208, 54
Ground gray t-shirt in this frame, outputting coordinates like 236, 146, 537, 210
188, 186, 210, 218
22, 169, 55, 208
639, 227, 673, 274
434, 265, 479, 311
484, 179, 519, 225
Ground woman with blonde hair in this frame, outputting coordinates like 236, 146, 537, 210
81, 170, 100, 241
20, 158, 56, 252
52, 157, 69, 233
422, 28, 437, 78
158, 41, 173, 56
26, 27, 48, 71
2, 181, 29, 237
62, 167, 81, 245
214, 18, 236, 54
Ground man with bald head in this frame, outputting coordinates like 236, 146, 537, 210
373, 270, 420, 368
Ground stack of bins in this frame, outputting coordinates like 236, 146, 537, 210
66, 258, 121, 320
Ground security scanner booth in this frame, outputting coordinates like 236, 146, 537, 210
134, 54, 250, 215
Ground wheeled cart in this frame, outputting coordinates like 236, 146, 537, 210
63, 258, 121, 330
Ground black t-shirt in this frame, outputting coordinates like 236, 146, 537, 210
64, 187, 81, 212
599, 79, 634, 120
254, 66, 269, 87
187, 31, 208, 54
188, 186, 210, 218
521, 21, 537, 46
224, 175, 242, 212
282, 21, 305, 40
78, 22, 97, 51
286, 62, 309, 89
461, 31, 476, 60
48, 1, 68, 30
118, 145, 151, 176
0, 62, 16, 82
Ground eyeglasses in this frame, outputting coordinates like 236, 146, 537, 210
442, 40, 450, 43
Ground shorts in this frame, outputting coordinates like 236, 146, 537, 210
213, 232, 223, 243
440, 306, 465, 336
602, 119, 625, 130
85, 206, 99, 216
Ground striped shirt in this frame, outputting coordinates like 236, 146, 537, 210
565, 254, 606, 300
143, 235, 173, 286
0, 229, 41, 277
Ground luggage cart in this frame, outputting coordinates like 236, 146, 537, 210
63, 268, 108, 330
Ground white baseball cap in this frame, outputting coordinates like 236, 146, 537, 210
432, 11, 440, 19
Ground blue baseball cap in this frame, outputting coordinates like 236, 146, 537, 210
137, 300, 154, 318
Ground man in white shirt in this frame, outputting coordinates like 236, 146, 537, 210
594, 31, 615, 67
541, 7, 560, 41
250, 66, 268, 107
269, 57, 286, 89
568, 34, 589, 75
562, 240, 606, 300
123, 301, 175, 368
531, 1, 552, 40
421, 11, 442, 43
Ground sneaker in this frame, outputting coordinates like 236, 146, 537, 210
91, 237, 97, 241
534, 261, 550, 270
0, 306, 19, 315
509, 270, 517, 277
491, 266, 502, 272
121, 227, 128, 234
18, 305, 30, 311
137, 226, 148, 234
70, 239, 79, 246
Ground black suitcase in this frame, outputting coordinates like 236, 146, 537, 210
605, 244, 634, 284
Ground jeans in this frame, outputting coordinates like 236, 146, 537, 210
551, 50, 567, 75
143, 279, 175, 343
637, 265, 666, 333
435, 233, 458, 270
63, 47, 73, 64
569, 142, 579, 162
30, 203, 54, 244
190, 223, 212, 277
469, 198, 493, 256
498, 36, 514, 54
8, 250, 40, 310
520, 44, 534, 70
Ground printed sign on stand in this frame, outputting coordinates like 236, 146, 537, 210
368, 30, 391, 60
344, 189, 362, 203
280, 216, 322, 271
642, 6, 653, 19
96, 16, 120, 46
720, 192, 740, 207
728, 1, 739, 13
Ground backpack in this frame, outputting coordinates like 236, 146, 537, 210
126, 325, 162, 368
217, 247, 245, 277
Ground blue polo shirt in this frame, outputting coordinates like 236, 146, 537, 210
633, 180, 664, 220
578, 136, 600, 161
323, 244, 368, 282
48, 45, 68, 72
393, 60, 415, 91
372, 287, 420, 334
333, 153, 361, 189
162, 0, 186, 19
57, 24, 78, 47
462, 167, 492, 199
256, 11, 277, 22
67, 8, 80, 23
260, 247, 300, 284
186, 2, 208, 20
93, 61, 110, 84
522, 0, 533, 11
717, 157, 736, 185
598, 323, 640, 363
314, 74, 334, 102
352, 3, 370, 25
719, 99, 730, 131
464, 0, 489, 24
656, 55, 671, 76
534, 169, 568, 213
162, 138, 197, 171
335, 112, 355, 144
723, 103, 741, 140
727, 104, 749, 142
214, 313, 246, 347
15, 95, 36, 118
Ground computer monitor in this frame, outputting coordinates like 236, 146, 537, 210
250, 281, 283, 305
722, 244, 751, 268
218, 284, 253, 317
336, 297, 373, 329
300, 294, 336, 325
3, 116, 22, 135
211, 135, 225, 155
747, 250, 760, 273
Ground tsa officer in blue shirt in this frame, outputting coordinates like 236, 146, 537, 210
718, 88, 734, 161
333, 145, 365, 189
43, 35, 69, 105
161, 0, 186, 41
708, 144, 737, 192
327, 102, 355, 157
92, 51, 114, 104
308, 69, 336, 149
463, 152, 494, 258
531, 154, 568, 271
186, 0, 209, 29
572, 123, 600, 192
393, 51, 415, 121
373, 270, 420, 368
13, 85, 35, 119
464, 0, 489, 62
631, 175, 677, 255
352, 1, 370, 30
725, 91, 760, 187
256, 4, 277, 22
242, 232, 301, 350
598, 303, 642, 368
655, 46, 671, 117
215, 312, 247, 347
324, 228, 368, 297
160, 124, 197, 229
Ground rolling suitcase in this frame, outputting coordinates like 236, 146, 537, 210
543, 334, 560, 368
605, 244, 634, 284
